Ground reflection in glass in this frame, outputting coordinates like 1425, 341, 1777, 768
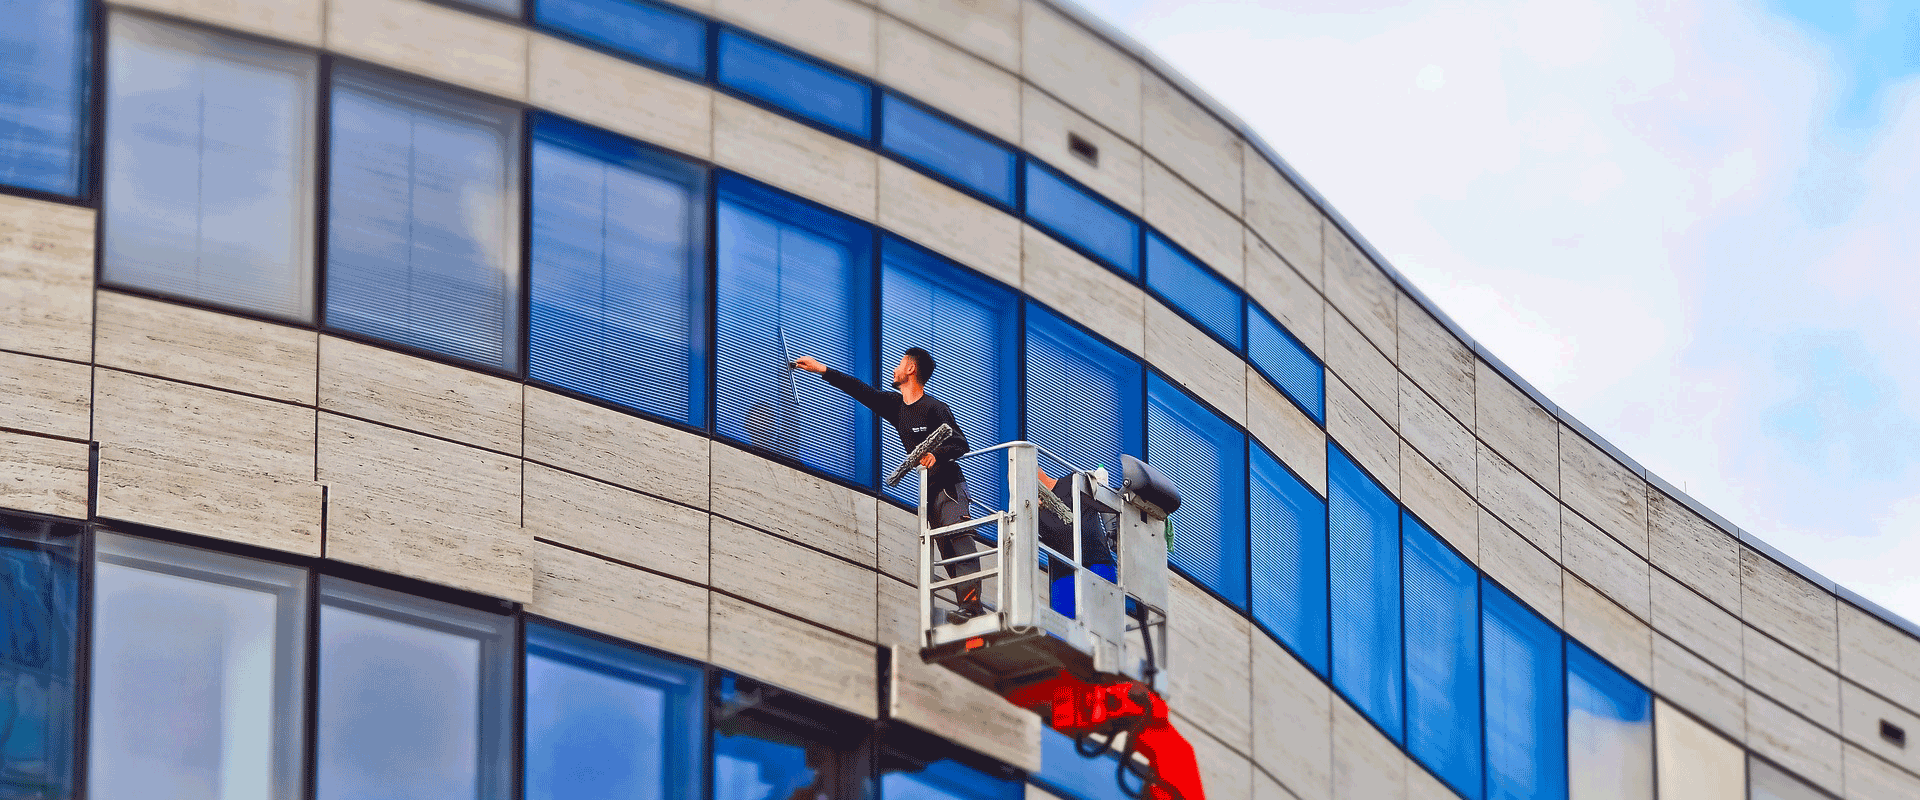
0, 0, 89, 196
0, 514, 80, 800
877, 731, 1019, 800
1566, 643, 1651, 800
713, 675, 867, 800
1482, 579, 1565, 800
525, 622, 704, 800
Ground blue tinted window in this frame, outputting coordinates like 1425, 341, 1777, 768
717, 31, 871, 140
879, 94, 1016, 206
536, 0, 706, 77
1146, 233, 1242, 349
713, 675, 869, 800
1483, 579, 1566, 800
1250, 441, 1327, 674
1025, 304, 1143, 485
0, 514, 81, 799
880, 752, 1019, 800
1403, 514, 1481, 798
530, 115, 708, 425
1566, 643, 1651, 800
326, 69, 522, 370
880, 237, 1018, 507
1328, 444, 1402, 741
1149, 373, 1248, 608
1248, 306, 1323, 423
714, 175, 875, 483
1024, 162, 1139, 277
525, 623, 705, 800
1033, 729, 1131, 800
0, 0, 88, 196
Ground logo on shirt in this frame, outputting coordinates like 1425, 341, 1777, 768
912, 426, 929, 433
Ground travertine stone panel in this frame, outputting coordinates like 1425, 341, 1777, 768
317, 414, 531, 601
1327, 376, 1395, 496
1244, 237, 1323, 358
1029, 785, 1066, 800
327, 0, 527, 100
1243, 159, 1323, 290
1400, 442, 1474, 562
0, 196, 93, 361
711, 516, 876, 641
1650, 570, 1742, 675
713, 95, 878, 221
1405, 765, 1457, 800
1838, 602, 1920, 716
1142, 75, 1241, 213
523, 387, 709, 509
1476, 443, 1558, 558
94, 370, 321, 555
1561, 511, 1648, 619
1332, 699, 1405, 800
1480, 509, 1561, 626
879, 0, 1019, 71
1144, 162, 1242, 284
1653, 633, 1746, 741
714, 0, 876, 74
1655, 698, 1745, 800
1648, 488, 1740, 611
710, 442, 877, 566
1557, 427, 1648, 557
530, 542, 709, 661
1320, 233, 1394, 360
1248, 370, 1327, 496
889, 648, 1040, 771
1398, 379, 1471, 493
1147, 300, 1244, 424
1020, 3, 1141, 141
95, 292, 317, 404
1396, 297, 1472, 427
1252, 634, 1331, 800
0, 351, 88, 439
319, 336, 521, 453
0, 432, 88, 518
875, 574, 919, 647
1745, 625, 1841, 730
1840, 682, 1920, 785
1325, 312, 1394, 431
1747, 689, 1843, 794
112, 0, 322, 45
1256, 770, 1302, 800
1473, 363, 1557, 491
522, 463, 708, 584
1175, 715, 1253, 800
877, 161, 1021, 288
1021, 224, 1145, 355
875, 501, 917, 585
1563, 574, 1651, 684
1021, 84, 1143, 212
528, 36, 711, 158
876, 19, 1019, 142
710, 593, 878, 717
1845, 743, 1920, 800
1742, 547, 1840, 668
1170, 575, 1252, 751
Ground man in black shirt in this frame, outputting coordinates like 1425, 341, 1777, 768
791, 348, 985, 618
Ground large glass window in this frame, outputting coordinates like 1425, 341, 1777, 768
1482, 579, 1566, 800
878, 94, 1017, 207
525, 622, 705, 800
326, 67, 522, 371
1148, 373, 1248, 608
529, 114, 708, 426
1024, 304, 1144, 487
878, 728, 1021, 800
317, 578, 514, 800
879, 236, 1018, 507
102, 14, 318, 321
1327, 444, 1401, 740
1031, 729, 1131, 800
535, 0, 707, 78
1247, 306, 1323, 424
1566, 642, 1651, 800
0, 0, 89, 196
1023, 162, 1139, 278
1145, 233, 1242, 350
713, 675, 870, 800
1249, 441, 1327, 675
1653, 700, 1743, 800
88, 533, 307, 800
716, 30, 871, 140
713, 175, 875, 483
1402, 514, 1481, 799
0, 514, 80, 799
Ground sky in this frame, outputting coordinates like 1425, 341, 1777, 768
1067, 0, 1920, 621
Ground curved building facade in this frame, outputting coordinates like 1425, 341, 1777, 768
1, 0, 1917, 798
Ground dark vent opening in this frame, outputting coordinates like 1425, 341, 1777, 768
1068, 133, 1099, 166
1883, 720, 1907, 747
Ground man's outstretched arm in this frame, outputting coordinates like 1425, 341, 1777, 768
791, 356, 894, 415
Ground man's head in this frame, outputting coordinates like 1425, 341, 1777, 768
892, 347, 936, 388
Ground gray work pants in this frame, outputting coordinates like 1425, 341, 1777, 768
931, 478, 983, 608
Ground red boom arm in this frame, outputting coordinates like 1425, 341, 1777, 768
1003, 671, 1207, 800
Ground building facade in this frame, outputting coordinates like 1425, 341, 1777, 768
1, 0, 1918, 797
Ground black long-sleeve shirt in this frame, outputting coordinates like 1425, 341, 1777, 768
822, 369, 971, 494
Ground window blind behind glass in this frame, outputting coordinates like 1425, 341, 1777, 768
1483, 579, 1568, 800
0, 0, 88, 195
1403, 513, 1483, 799
1024, 306, 1143, 488
1249, 441, 1327, 675
1149, 374, 1248, 608
1328, 444, 1404, 741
